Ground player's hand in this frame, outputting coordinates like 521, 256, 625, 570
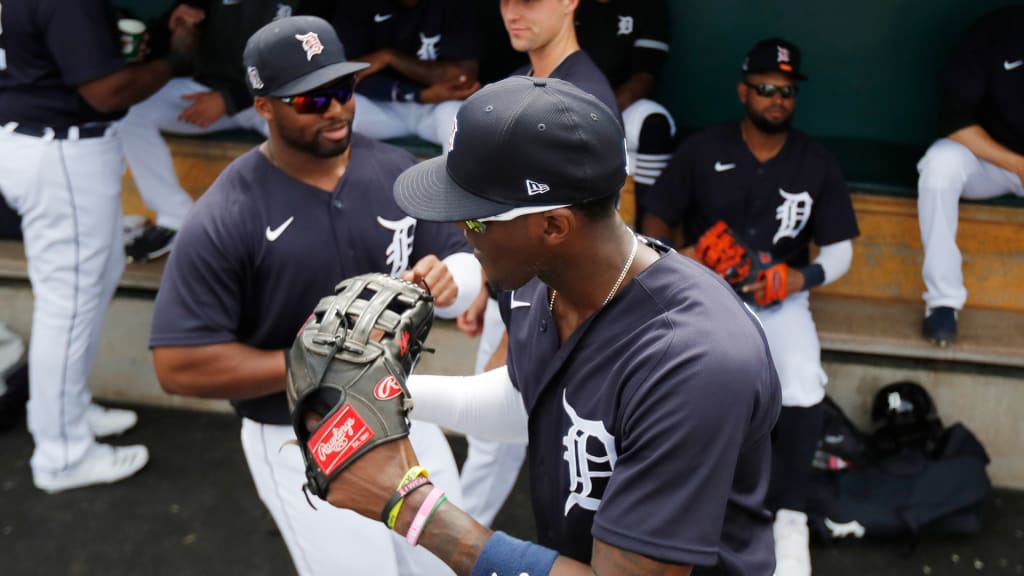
302, 411, 419, 519
455, 280, 490, 337
740, 265, 804, 301
168, 4, 205, 33
402, 255, 458, 308
419, 76, 480, 104
178, 91, 227, 128
354, 49, 394, 80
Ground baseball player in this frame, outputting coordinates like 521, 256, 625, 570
119, 0, 301, 263
453, 0, 622, 527
576, 0, 676, 230
916, 6, 1024, 346
305, 76, 781, 575
149, 16, 480, 576
0, 0, 198, 493
642, 38, 859, 576
319, 0, 480, 146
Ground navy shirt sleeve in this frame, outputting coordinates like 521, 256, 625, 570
641, 135, 695, 228
809, 149, 859, 246
43, 0, 123, 86
150, 192, 252, 348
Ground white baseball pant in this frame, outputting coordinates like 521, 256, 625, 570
0, 124, 125, 475
752, 291, 828, 408
351, 95, 461, 147
241, 418, 463, 576
118, 78, 269, 230
917, 138, 1024, 311
459, 298, 526, 527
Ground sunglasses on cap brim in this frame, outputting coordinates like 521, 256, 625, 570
279, 76, 356, 114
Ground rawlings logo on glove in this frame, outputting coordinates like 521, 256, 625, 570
696, 221, 789, 307
286, 273, 434, 501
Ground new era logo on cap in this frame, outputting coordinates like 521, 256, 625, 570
526, 180, 550, 196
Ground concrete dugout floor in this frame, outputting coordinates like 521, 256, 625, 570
1, 405, 1021, 575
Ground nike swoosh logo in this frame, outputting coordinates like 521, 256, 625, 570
714, 161, 736, 172
824, 434, 846, 444
510, 291, 531, 309
374, 13, 393, 23
265, 216, 295, 242
1005, 59, 1024, 71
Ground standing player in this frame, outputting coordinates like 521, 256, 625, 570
149, 16, 480, 576
0, 0, 197, 492
916, 6, 1024, 346
453, 0, 621, 526
642, 38, 859, 576
119, 0, 300, 263
322, 0, 480, 146
576, 0, 676, 230
305, 76, 781, 575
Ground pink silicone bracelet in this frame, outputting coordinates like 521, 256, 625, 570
405, 486, 446, 546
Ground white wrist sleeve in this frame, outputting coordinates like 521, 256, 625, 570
814, 239, 853, 286
408, 366, 529, 444
434, 252, 483, 319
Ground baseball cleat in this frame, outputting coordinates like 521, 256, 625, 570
125, 225, 177, 263
33, 444, 149, 494
86, 403, 138, 438
922, 307, 957, 347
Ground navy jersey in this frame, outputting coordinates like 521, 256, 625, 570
150, 134, 471, 424
499, 241, 780, 573
0, 0, 124, 126
513, 50, 619, 122
333, 0, 478, 98
575, 0, 670, 89
642, 124, 859, 267
940, 6, 1024, 154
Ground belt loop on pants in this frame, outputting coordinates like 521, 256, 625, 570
1, 121, 112, 140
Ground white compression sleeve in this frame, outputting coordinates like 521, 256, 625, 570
814, 239, 853, 286
434, 252, 483, 319
408, 367, 529, 444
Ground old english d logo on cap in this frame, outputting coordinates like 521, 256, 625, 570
295, 31, 325, 61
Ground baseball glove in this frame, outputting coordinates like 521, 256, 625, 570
696, 221, 754, 286
286, 273, 434, 501
697, 221, 789, 307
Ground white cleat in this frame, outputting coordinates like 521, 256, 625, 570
33, 444, 149, 494
86, 403, 138, 438
773, 509, 812, 576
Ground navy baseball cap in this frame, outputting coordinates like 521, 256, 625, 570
741, 38, 808, 80
394, 76, 628, 222
243, 16, 369, 97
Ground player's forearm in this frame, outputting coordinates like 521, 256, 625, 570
388, 53, 478, 87
614, 72, 657, 111
408, 368, 528, 443
949, 125, 1024, 176
152, 343, 286, 400
434, 252, 483, 318
640, 213, 676, 247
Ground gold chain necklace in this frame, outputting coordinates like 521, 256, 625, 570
549, 232, 639, 313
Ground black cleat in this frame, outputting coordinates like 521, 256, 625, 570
922, 307, 958, 347
125, 225, 177, 263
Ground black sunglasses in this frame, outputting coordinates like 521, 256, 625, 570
279, 78, 356, 114
744, 81, 799, 99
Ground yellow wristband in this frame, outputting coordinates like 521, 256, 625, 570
383, 466, 430, 530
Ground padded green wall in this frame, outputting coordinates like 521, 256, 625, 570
657, 0, 1020, 147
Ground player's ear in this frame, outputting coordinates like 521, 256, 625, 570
737, 81, 749, 105
254, 96, 274, 121
538, 208, 574, 247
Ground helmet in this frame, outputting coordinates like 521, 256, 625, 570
870, 381, 943, 456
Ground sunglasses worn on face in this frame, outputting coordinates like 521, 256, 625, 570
279, 80, 356, 114
745, 81, 798, 99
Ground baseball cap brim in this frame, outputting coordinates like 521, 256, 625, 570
268, 61, 370, 97
395, 156, 519, 222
